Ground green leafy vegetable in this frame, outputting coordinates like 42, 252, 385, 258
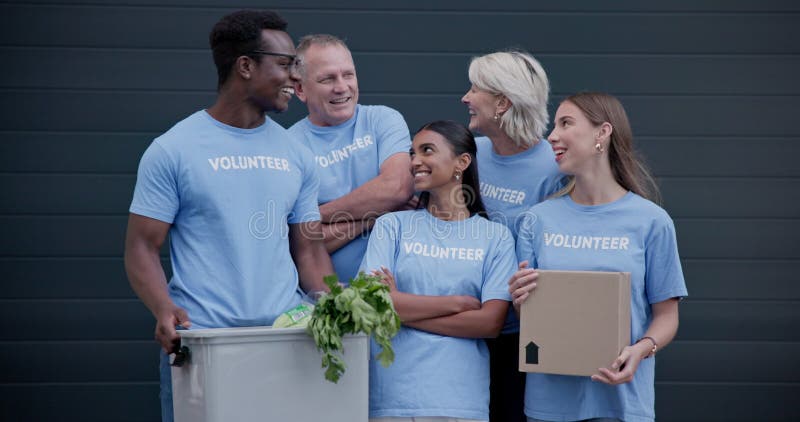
307, 272, 401, 383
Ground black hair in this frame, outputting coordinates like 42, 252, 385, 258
209, 9, 288, 88
415, 120, 488, 218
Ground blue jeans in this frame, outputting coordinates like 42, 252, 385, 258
159, 350, 174, 422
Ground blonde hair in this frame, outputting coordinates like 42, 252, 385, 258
553, 92, 661, 204
468, 50, 550, 148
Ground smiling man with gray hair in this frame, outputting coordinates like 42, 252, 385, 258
289, 34, 414, 284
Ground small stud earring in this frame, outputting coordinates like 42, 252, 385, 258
493, 113, 500, 122
595, 143, 605, 153
454, 171, 462, 181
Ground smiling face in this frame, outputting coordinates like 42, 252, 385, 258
295, 43, 359, 126
461, 84, 502, 135
247, 29, 299, 113
410, 129, 470, 193
548, 100, 611, 175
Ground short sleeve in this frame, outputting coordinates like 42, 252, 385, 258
129, 142, 179, 223
374, 107, 412, 166
288, 147, 322, 224
515, 210, 540, 268
358, 214, 400, 275
481, 228, 516, 303
644, 214, 688, 304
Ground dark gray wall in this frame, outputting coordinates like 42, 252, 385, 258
1, 1, 798, 421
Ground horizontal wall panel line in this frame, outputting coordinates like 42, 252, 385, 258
2, 215, 798, 222
2, 172, 800, 180
5, 45, 800, 58
682, 258, 800, 263
2, 131, 796, 140
11, 298, 794, 305
8, 256, 789, 262
0, 340, 153, 344
670, 340, 800, 345
674, 217, 800, 222
0, 256, 133, 261
640, 135, 799, 140
5, 88, 800, 98
0, 130, 159, 135
0, 299, 141, 303
0, 213, 130, 217
12, 45, 800, 55
4, 44, 797, 56
656, 381, 800, 386
3, 88, 800, 99
656, 176, 800, 181
7, 0, 800, 12
681, 299, 800, 304
4, 4, 800, 15
0, 255, 164, 258
0, 381, 157, 386
11, 339, 793, 346
5, 172, 794, 180
0, 172, 135, 176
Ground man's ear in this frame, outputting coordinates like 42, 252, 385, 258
294, 79, 307, 103
235, 55, 255, 81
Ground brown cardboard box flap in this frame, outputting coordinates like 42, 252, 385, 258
519, 270, 631, 376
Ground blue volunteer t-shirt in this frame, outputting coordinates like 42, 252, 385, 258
359, 210, 515, 420
130, 110, 321, 329
475, 136, 563, 333
289, 104, 411, 283
515, 192, 688, 422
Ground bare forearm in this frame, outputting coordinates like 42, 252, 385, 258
291, 222, 336, 293
391, 291, 474, 322
404, 300, 508, 338
295, 245, 334, 293
639, 298, 681, 354
321, 219, 375, 254
124, 244, 173, 317
320, 177, 412, 222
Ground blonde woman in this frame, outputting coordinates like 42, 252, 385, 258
462, 50, 563, 422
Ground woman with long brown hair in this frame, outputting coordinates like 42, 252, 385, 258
510, 93, 687, 422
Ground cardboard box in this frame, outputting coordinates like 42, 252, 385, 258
518, 270, 631, 376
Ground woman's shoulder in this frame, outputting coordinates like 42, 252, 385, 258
473, 214, 515, 242
529, 195, 568, 213
376, 209, 425, 225
625, 193, 674, 222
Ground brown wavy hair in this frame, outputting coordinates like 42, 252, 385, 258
554, 92, 661, 204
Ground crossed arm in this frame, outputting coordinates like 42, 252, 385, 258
403, 300, 508, 339
320, 154, 414, 253
374, 267, 508, 339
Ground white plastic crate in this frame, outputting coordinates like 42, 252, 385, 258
171, 326, 368, 422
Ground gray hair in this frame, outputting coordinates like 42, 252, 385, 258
295, 33, 350, 77
468, 50, 550, 148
